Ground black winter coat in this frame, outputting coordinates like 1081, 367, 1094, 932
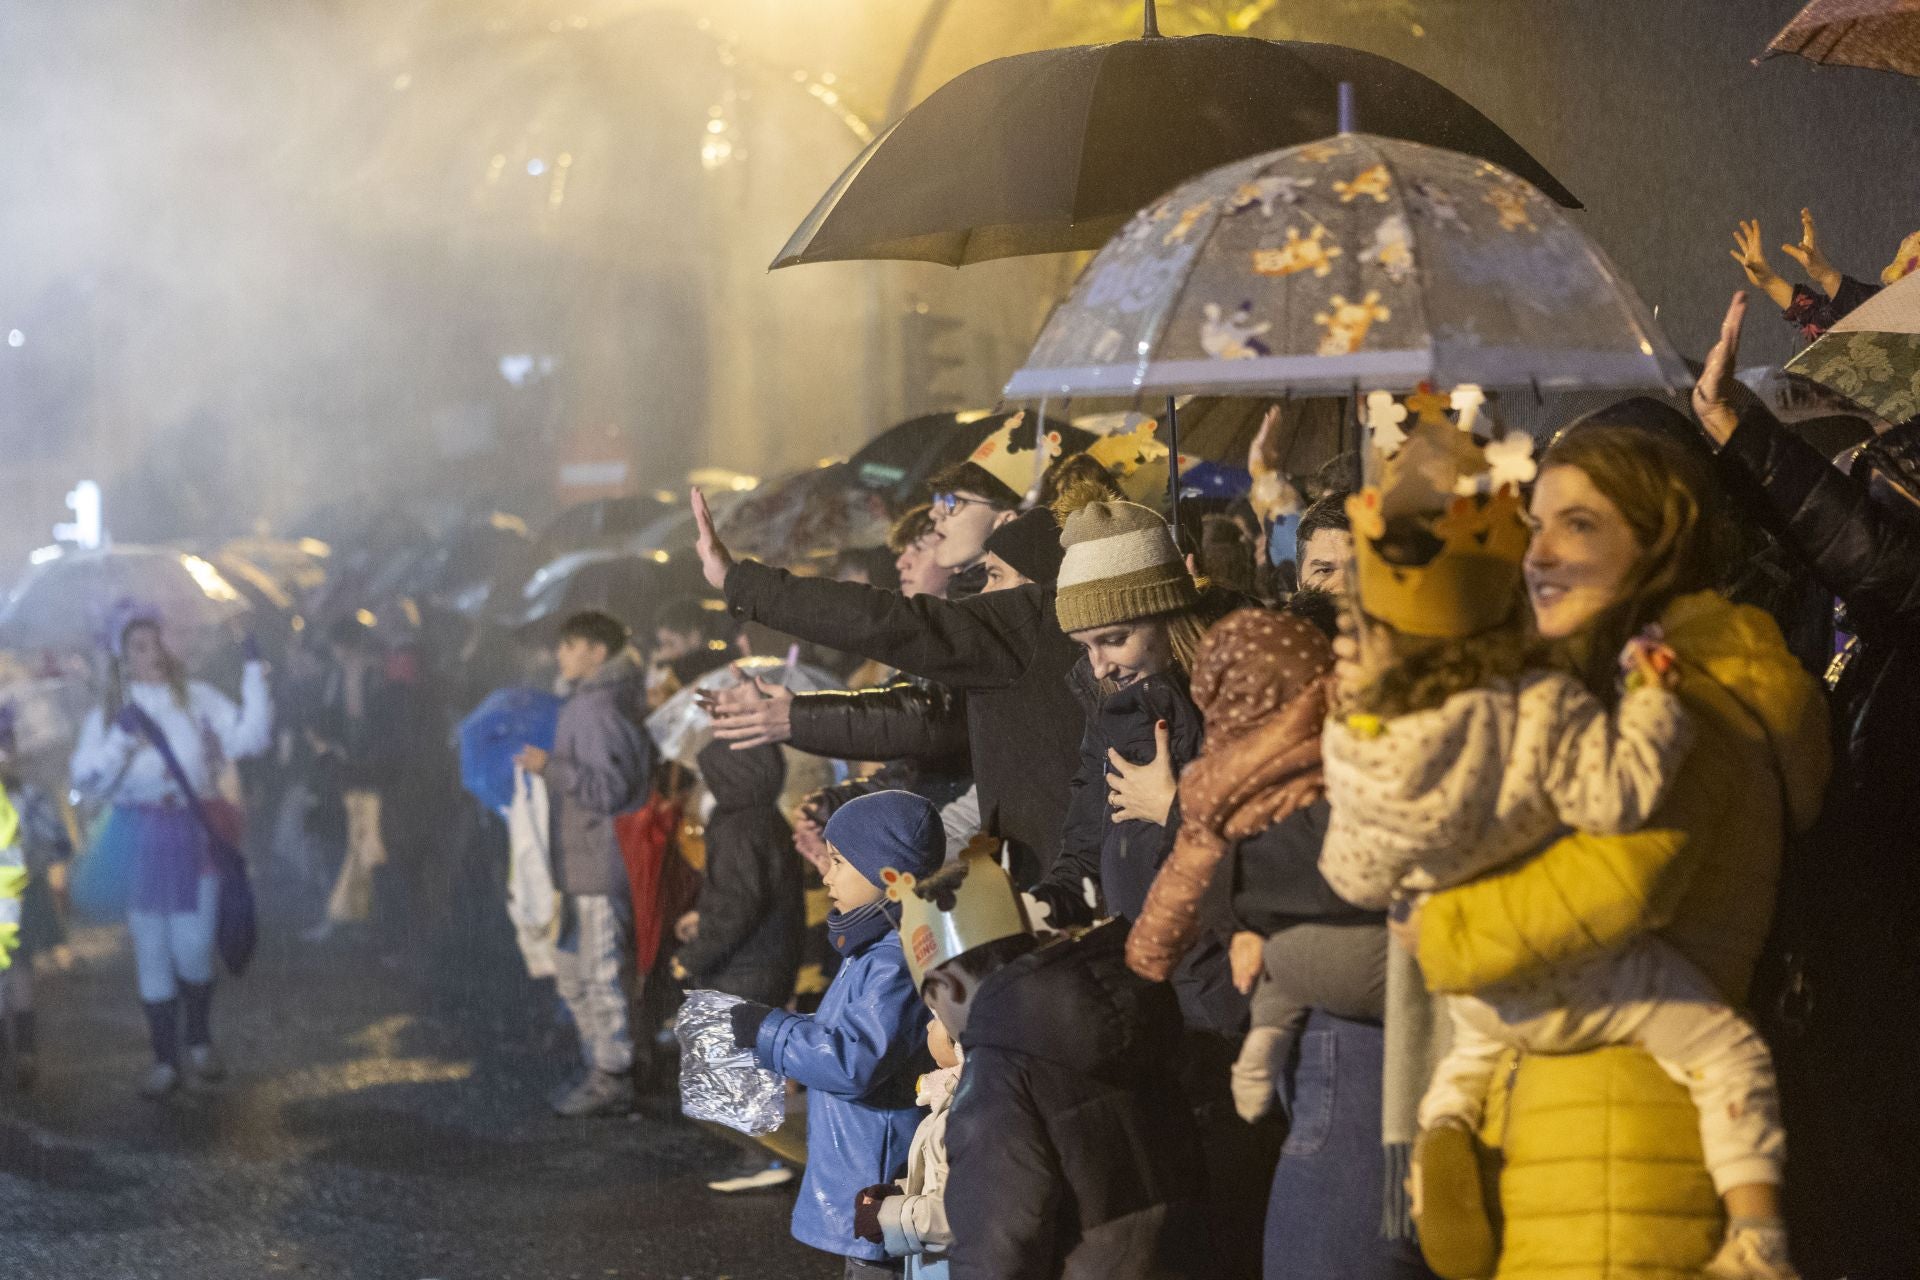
678, 739, 804, 1007
725, 562, 1084, 880
788, 677, 970, 768
1225, 799, 1381, 935
945, 920, 1214, 1280
788, 676, 973, 812
1715, 364, 1920, 1277
1717, 403, 1920, 900
1028, 673, 1203, 929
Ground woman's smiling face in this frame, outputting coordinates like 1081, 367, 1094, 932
1070, 619, 1172, 688
1523, 464, 1642, 640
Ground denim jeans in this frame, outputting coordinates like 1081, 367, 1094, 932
1263, 1010, 1434, 1280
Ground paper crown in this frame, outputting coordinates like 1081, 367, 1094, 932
1086, 418, 1172, 506
1346, 386, 1532, 640
887, 853, 1031, 988
968, 413, 1063, 500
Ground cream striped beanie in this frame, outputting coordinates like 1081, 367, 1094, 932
1054, 501, 1200, 633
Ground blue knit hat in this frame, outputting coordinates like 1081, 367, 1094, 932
822, 790, 945, 888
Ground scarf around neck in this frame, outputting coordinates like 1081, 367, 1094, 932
1126, 609, 1334, 982
829, 899, 898, 957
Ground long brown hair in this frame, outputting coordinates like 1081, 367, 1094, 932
1538, 412, 1735, 698
103, 620, 190, 722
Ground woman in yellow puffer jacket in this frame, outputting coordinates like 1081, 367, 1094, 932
1410, 410, 1830, 1279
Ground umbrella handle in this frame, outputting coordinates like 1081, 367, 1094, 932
1166, 395, 1184, 553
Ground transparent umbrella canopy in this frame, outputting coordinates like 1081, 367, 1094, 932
1006, 133, 1687, 403
0, 547, 253, 670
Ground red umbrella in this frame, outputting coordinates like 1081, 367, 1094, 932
1761, 0, 1920, 77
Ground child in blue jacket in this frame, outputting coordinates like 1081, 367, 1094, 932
728, 790, 940, 1276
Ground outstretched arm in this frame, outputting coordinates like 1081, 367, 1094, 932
1697, 291, 1920, 640
698, 486, 1042, 690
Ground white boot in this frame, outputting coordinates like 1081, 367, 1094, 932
1703, 1223, 1800, 1280
139, 1062, 180, 1100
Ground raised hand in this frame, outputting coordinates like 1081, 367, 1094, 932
1692, 291, 1759, 447
1730, 220, 1794, 311
709, 675, 794, 749
1780, 207, 1842, 297
690, 487, 735, 591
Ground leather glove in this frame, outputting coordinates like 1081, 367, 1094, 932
729, 1001, 774, 1051
853, 1184, 896, 1244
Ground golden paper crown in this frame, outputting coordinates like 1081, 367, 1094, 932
1347, 389, 1532, 640
890, 853, 1031, 988
968, 413, 1063, 500
1086, 418, 1172, 506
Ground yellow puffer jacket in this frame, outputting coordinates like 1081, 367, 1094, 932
1417, 591, 1830, 1279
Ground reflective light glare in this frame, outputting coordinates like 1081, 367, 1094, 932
6, 330, 21, 347
28, 546, 61, 566
181, 554, 242, 603
527, 158, 546, 176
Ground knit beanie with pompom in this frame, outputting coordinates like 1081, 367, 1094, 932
1054, 500, 1200, 634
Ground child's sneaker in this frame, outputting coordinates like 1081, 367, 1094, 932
1413, 1122, 1498, 1279
139, 1062, 180, 1100
706, 1158, 796, 1193
550, 1068, 634, 1118
183, 1043, 226, 1087
1703, 1222, 1800, 1280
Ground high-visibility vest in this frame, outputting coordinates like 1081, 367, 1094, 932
0, 785, 23, 970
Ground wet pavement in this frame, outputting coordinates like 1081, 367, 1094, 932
0, 862, 839, 1280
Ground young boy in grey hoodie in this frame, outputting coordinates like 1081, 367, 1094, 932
516, 610, 655, 1118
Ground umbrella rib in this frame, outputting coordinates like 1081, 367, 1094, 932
1371, 138, 1439, 388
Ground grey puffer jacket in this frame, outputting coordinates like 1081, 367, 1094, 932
545, 650, 655, 896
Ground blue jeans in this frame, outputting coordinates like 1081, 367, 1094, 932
1264, 1010, 1435, 1280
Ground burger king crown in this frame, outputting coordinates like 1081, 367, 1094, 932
969, 413, 1064, 498
888, 851, 1031, 988
1344, 386, 1533, 640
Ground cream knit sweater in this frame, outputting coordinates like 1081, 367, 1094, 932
1319, 672, 1693, 911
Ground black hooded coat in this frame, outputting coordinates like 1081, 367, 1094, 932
943, 920, 1213, 1280
678, 739, 804, 1008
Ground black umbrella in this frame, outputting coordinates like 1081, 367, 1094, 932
773, 20, 1575, 270
847, 410, 1096, 505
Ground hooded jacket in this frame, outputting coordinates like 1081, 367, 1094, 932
753, 931, 931, 1262
1415, 590, 1828, 1279
545, 650, 655, 897
725, 562, 1084, 881
679, 739, 803, 1007
944, 920, 1213, 1280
